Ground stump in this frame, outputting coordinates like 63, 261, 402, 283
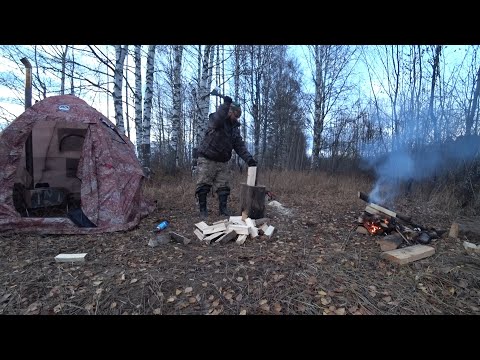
239, 183, 265, 219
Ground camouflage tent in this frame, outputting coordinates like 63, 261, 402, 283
0, 95, 154, 234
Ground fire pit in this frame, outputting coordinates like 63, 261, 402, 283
356, 191, 439, 246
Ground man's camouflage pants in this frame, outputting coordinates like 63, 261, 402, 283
195, 156, 231, 193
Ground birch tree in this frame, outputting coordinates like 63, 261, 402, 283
170, 45, 183, 170
113, 45, 128, 134
195, 45, 215, 148
142, 45, 156, 170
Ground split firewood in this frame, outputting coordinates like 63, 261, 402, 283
254, 218, 270, 227
376, 233, 403, 251
216, 230, 238, 244
449, 219, 480, 239
264, 225, 275, 237
247, 166, 257, 186
381, 244, 435, 265
55, 253, 87, 263
170, 232, 191, 245
395, 225, 411, 246
236, 234, 248, 245
194, 229, 205, 241
358, 191, 425, 229
356, 226, 369, 235
195, 221, 209, 231
227, 224, 249, 235
203, 222, 227, 235
204, 231, 225, 244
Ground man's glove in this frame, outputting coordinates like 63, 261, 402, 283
247, 158, 257, 167
224, 96, 232, 104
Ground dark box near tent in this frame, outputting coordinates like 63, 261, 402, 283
0, 95, 154, 234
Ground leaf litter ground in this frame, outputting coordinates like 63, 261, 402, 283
1, 172, 479, 315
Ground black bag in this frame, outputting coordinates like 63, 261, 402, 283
67, 208, 96, 228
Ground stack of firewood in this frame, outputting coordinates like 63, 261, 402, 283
194, 216, 275, 245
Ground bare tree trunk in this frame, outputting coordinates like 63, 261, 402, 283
196, 45, 215, 147
312, 45, 324, 169
113, 45, 128, 134
125, 50, 130, 139
142, 45, 156, 170
428, 45, 442, 143
170, 45, 183, 170
466, 64, 480, 136
60, 45, 69, 95
70, 48, 75, 95
134, 45, 143, 163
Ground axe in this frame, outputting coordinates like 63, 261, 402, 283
210, 87, 225, 99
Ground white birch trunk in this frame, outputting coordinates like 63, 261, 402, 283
142, 45, 156, 169
114, 45, 128, 134
196, 45, 215, 147
171, 45, 183, 169
134, 45, 143, 163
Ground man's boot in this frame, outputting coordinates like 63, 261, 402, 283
198, 192, 208, 218
196, 185, 211, 218
218, 193, 230, 216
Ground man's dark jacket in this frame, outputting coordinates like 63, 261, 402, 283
198, 103, 253, 163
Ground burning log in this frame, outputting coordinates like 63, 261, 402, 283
358, 191, 425, 230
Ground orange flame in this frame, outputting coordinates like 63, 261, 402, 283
363, 221, 383, 235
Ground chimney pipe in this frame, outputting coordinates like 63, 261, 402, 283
21, 57, 34, 189
20, 57, 32, 109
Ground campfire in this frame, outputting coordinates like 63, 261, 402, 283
356, 191, 439, 247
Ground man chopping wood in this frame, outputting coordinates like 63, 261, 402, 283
195, 95, 257, 218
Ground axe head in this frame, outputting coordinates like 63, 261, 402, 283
210, 87, 223, 98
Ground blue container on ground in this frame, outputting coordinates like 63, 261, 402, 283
156, 220, 169, 231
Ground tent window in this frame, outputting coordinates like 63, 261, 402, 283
66, 158, 80, 178
58, 128, 87, 152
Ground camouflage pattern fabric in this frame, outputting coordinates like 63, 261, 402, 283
195, 156, 231, 192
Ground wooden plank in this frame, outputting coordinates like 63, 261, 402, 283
203, 223, 227, 235
229, 216, 243, 223
194, 229, 205, 241
170, 232, 191, 245
264, 225, 275, 237
260, 223, 269, 232
245, 218, 255, 228
55, 253, 87, 263
254, 218, 270, 227
248, 226, 259, 239
236, 234, 247, 245
195, 221, 209, 231
204, 231, 225, 244
228, 224, 249, 235
368, 203, 396, 218
381, 245, 435, 265
356, 226, 369, 235
365, 205, 381, 216
358, 191, 411, 222
229, 216, 247, 226
247, 166, 257, 186
216, 230, 238, 244
376, 233, 403, 251
212, 219, 228, 225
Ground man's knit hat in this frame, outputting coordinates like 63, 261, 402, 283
230, 101, 242, 117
